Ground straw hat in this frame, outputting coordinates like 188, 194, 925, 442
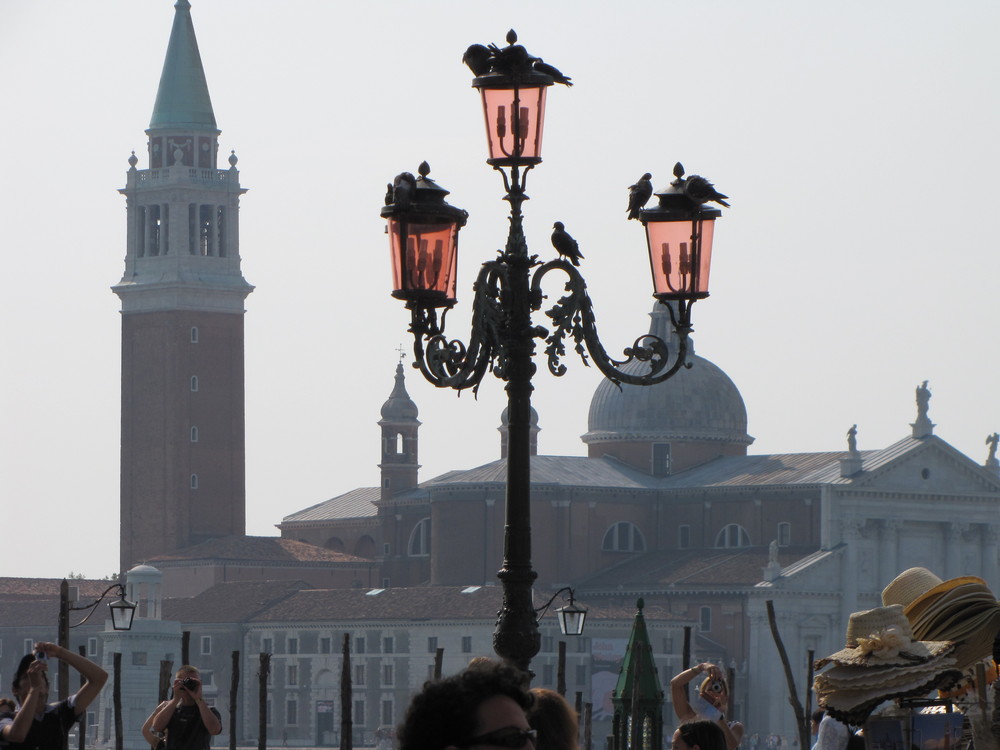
813, 605, 961, 725
881, 567, 1000, 672
814, 605, 954, 669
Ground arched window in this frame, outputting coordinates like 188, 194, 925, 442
190, 426, 199, 443
408, 518, 431, 557
190, 375, 199, 392
777, 522, 791, 546
190, 474, 198, 489
715, 524, 750, 548
700, 606, 712, 632
602, 522, 645, 552
190, 327, 199, 344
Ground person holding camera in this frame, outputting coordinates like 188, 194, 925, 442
670, 663, 744, 750
0, 641, 108, 750
151, 666, 221, 750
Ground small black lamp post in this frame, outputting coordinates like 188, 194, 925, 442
58, 579, 137, 700
381, 31, 727, 673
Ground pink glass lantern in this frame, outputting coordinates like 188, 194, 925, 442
639, 184, 721, 301
473, 70, 552, 167
381, 163, 468, 307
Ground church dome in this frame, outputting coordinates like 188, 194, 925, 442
380, 362, 419, 421
583, 306, 752, 446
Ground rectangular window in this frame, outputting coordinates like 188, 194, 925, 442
262, 638, 273, 654
23, 639, 32, 654
87, 638, 98, 657
382, 664, 394, 687
201, 636, 212, 655
678, 524, 691, 549
428, 637, 438, 653
663, 637, 674, 654
355, 664, 366, 685
131, 652, 147, 666
354, 700, 366, 727
541, 635, 553, 653
381, 700, 394, 725
287, 637, 298, 655
286, 700, 297, 726
575, 664, 587, 685
355, 637, 366, 654
287, 665, 298, 686
383, 637, 394, 654
320, 637, 332, 654
778, 522, 791, 546
461, 636, 472, 654
652, 442, 671, 477
542, 664, 554, 684
200, 671, 214, 687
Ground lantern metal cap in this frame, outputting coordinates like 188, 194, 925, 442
639, 162, 727, 222
380, 162, 469, 226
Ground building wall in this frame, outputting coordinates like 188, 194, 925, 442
120, 309, 245, 572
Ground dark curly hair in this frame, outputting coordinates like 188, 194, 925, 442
398, 661, 532, 750
677, 721, 726, 750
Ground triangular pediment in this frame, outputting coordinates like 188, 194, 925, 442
848, 435, 1000, 495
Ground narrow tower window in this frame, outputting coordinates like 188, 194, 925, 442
190, 327, 199, 344
190, 426, 199, 443
190, 375, 199, 392
190, 474, 198, 489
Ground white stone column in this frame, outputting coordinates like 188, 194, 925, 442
880, 519, 902, 590
840, 519, 863, 622
945, 522, 964, 579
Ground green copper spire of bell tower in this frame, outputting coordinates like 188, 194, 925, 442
149, 0, 217, 131
612, 598, 664, 750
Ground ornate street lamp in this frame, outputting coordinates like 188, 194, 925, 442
381, 31, 728, 673
58, 579, 136, 699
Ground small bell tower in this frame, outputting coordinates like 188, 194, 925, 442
114, 0, 253, 573
378, 361, 421, 499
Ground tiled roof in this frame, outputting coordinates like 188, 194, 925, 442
163, 580, 309, 623
579, 547, 818, 589
148, 536, 370, 565
281, 487, 381, 523
0, 578, 120, 598
424, 455, 655, 490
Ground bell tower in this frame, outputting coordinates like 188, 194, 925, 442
114, 0, 253, 573
378, 362, 421, 500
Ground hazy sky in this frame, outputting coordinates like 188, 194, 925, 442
2, 1, 998, 580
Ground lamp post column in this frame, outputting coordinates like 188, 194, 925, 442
58, 578, 70, 701
493, 172, 540, 672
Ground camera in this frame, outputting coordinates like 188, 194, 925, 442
34, 651, 47, 662
182, 677, 200, 691
708, 680, 724, 693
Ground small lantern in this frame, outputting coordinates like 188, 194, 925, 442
381, 162, 468, 308
639, 175, 722, 301
472, 68, 552, 167
556, 593, 588, 636
108, 588, 137, 631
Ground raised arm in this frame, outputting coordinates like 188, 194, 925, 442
1, 660, 47, 743
37, 641, 108, 716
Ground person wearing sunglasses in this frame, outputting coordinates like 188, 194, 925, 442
670, 663, 744, 750
398, 660, 534, 750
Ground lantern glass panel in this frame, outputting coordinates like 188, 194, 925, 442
479, 86, 547, 164
556, 605, 587, 636
109, 596, 136, 631
387, 218, 459, 302
645, 218, 714, 299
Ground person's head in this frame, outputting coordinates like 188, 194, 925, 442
398, 661, 533, 750
672, 722, 726, 750
528, 689, 577, 750
12, 653, 48, 705
0, 697, 15, 714
811, 711, 825, 736
698, 674, 728, 710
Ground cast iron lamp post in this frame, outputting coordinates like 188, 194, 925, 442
381, 31, 727, 672
57, 579, 136, 699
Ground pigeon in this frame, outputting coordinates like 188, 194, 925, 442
626, 173, 653, 219
487, 31, 538, 76
533, 59, 572, 86
384, 183, 394, 206
683, 175, 730, 207
392, 172, 417, 210
551, 222, 583, 266
462, 44, 492, 76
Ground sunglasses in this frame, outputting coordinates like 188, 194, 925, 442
460, 728, 537, 749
